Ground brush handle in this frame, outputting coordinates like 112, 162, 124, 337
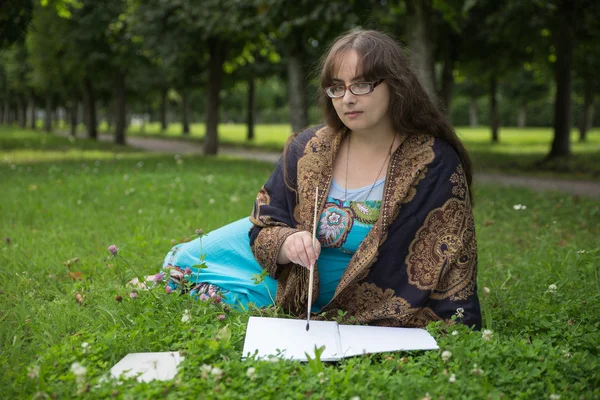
306, 187, 319, 329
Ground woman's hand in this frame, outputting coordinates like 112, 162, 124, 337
277, 231, 321, 269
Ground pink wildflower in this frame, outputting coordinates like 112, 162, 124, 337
184, 267, 193, 275
217, 314, 226, 321
108, 245, 118, 256
213, 294, 222, 304
153, 272, 165, 283
165, 285, 173, 294
129, 292, 138, 299
199, 293, 209, 301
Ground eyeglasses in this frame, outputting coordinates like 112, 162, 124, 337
324, 79, 384, 98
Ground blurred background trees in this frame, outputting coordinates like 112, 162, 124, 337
0, 0, 598, 159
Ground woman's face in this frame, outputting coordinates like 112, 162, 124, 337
329, 49, 392, 134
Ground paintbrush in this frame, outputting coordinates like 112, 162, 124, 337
306, 186, 319, 332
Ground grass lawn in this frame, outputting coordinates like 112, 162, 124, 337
96, 122, 600, 181
1, 126, 599, 399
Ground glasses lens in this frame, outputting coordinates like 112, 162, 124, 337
351, 82, 372, 95
326, 85, 345, 98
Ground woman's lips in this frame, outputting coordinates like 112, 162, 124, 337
345, 111, 362, 118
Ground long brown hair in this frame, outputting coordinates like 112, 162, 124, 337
317, 29, 474, 199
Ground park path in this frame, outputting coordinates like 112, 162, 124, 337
63, 132, 600, 199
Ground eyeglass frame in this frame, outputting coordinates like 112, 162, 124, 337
324, 79, 385, 99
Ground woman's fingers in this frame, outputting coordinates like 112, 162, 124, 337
280, 231, 321, 269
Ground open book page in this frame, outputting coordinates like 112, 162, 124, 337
242, 317, 343, 361
110, 352, 183, 382
338, 325, 439, 357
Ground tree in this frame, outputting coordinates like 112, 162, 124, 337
502, 66, 549, 128
460, 0, 533, 142
0, 0, 34, 50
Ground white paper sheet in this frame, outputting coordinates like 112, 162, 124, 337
242, 317, 343, 361
110, 352, 183, 382
242, 316, 439, 362
338, 324, 439, 357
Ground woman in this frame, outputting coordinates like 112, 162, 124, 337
161, 29, 481, 329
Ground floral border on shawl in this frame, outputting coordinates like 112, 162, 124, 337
405, 163, 477, 301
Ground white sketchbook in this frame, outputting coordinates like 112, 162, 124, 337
110, 352, 184, 382
242, 317, 439, 362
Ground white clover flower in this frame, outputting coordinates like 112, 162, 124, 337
211, 367, 224, 379
266, 356, 280, 363
455, 308, 465, 319
471, 363, 483, 375
230, 195, 239, 203
317, 371, 327, 383
209, 198, 215, 205
181, 309, 191, 323
483, 287, 491, 296
441, 350, 452, 362
200, 364, 212, 379
27, 365, 40, 379
547, 284, 558, 294
513, 204, 527, 210
482, 329, 493, 341
420, 394, 432, 400
246, 367, 256, 380
138, 209, 143, 214
549, 395, 560, 400
577, 249, 586, 254
350, 397, 361, 400
451, 330, 458, 336
81, 342, 90, 352
448, 373, 456, 383
70, 362, 87, 377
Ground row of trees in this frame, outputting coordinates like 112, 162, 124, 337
0, 0, 599, 159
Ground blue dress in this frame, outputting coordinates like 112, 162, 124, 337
162, 180, 384, 311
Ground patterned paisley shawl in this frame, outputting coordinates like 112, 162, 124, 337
249, 125, 481, 329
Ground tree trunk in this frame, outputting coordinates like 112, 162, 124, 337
204, 37, 225, 155
160, 87, 168, 133
2, 90, 9, 124
578, 79, 593, 142
469, 96, 479, 127
517, 104, 527, 128
247, 77, 255, 141
489, 76, 499, 143
106, 101, 113, 131
182, 90, 190, 135
18, 95, 26, 128
407, 0, 436, 100
287, 30, 309, 134
29, 90, 36, 129
44, 96, 52, 133
548, 0, 575, 158
114, 71, 127, 145
70, 100, 78, 137
439, 36, 457, 116
83, 78, 97, 139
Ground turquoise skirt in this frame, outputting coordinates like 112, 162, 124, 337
162, 218, 278, 309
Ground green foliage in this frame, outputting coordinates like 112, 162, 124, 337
1, 126, 599, 398
0, 0, 34, 49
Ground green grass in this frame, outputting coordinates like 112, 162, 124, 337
100, 122, 600, 181
1, 126, 599, 399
